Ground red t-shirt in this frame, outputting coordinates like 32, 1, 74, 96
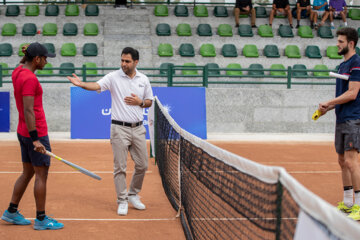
12, 65, 48, 137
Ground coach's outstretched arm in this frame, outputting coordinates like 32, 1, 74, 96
67, 73, 100, 91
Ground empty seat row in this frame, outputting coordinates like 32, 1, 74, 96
1, 23, 99, 36
2, 4, 99, 17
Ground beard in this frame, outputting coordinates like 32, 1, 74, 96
338, 45, 349, 55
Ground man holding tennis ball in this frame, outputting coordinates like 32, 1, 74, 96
317, 27, 360, 221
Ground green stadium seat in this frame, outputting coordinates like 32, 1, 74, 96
270, 64, 286, 76
197, 24, 212, 36
327, 46, 342, 59
156, 23, 171, 36
0, 43, 13, 56
2, 23, 17, 36
0, 63, 9, 75
84, 23, 98, 36
59, 62, 75, 75
349, 9, 360, 20
45, 5, 59, 16
83, 62, 97, 75
318, 26, 333, 38
278, 25, 294, 38
174, 5, 188, 17
285, 45, 301, 58
222, 44, 238, 57
255, 7, 267, 18
18, 43, 30, 56
182, 63, 198, 75
200, 44, 216, 57
43, 43, 55, 54
154, 5, 168, 16
158, 43, 173, 57
243, 44, 259, 57
226, 63, 242, 76
22, 23, 37, 36
264, 45, 280, 58
205, 63, 220, 76
63, 23, 78, 36
218, 24, 232, 37
238, 24, 253, 37
258, 25, 273, 37
37, 63, 53, 75
213, 6, 228, 17
248, 63, 264, 76
82, 43, 98, 56
25, 5, 39, 16
292, 64, 308, 77
179, 43, 195, 57
313, 64, 329, 77
194, 5, 208, 17
298, 25, 313, 38
42, 23, 57, 36
6, 5, 20, 16
159, 63, 175, 75
305, 45, 322, 58
65, 5, 79, 16
85, 5, 99, 16
358, 27, 360, 38
356, 47, 360, 56
176, 23, 191, 36
61, 43, 77, 56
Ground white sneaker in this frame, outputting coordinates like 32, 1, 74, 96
128, 195, 146, 210
117, 202, 128, 215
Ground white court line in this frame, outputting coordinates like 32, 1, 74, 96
259, 162, 338, 165
192, 217, 297, 221
26, 218, 176, 221
288, 171, 340, 174
0, 171, 153, 174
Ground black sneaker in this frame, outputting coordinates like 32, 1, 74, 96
289, 24, 293, 28
235, 24, 239, 28
296, 24, 300, 28
251, 25, 257, 28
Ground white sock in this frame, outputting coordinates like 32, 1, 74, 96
355, 191, 360, 206
344, 189, 354, 207
331, 22, 334, 26
344, 21, 348, 26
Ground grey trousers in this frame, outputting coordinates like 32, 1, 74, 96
110, 123, 148, 204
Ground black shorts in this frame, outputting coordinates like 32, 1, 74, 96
335, 119, 360, 154
17, 133, 51, 167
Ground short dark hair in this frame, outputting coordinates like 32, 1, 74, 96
121, 47, 139, 61
336, 27, 358, 47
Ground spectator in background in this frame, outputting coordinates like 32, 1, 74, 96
295, 0, 312, 28
329, 0, 347, 29
311, 0, 330, 29
234, 0, 257, 28
269, 0, 293, 28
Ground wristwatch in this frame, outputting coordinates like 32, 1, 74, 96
140, 101, 146, 107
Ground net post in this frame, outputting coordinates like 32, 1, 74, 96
0, 65, 2, 88
287, 66, 292, 89
275, 180, 283, 240
202, 65, 208, 87
153, 98, 158, 165
82, 64, 87, 82
176, 137, 182, 218
167, 64, 173, 87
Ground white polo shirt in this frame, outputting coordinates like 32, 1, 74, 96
97, 68, 154, 123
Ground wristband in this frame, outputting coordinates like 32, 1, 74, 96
29, 130, 39, 142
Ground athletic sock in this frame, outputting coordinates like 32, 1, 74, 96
344, 186, 354, 208
344, 21, 348, 26
36, 211, 46, 221
331, 22, 334, 26
7, 203, 18, 213
355, 190, 360, 206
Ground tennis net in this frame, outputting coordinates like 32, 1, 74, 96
151, 96, 360, 240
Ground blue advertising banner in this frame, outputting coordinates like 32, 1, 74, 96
71, 87, 206, 139
0, 92, 10, 132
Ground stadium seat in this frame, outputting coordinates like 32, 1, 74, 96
61, 43, 77, 56
292, 64, 308, 77
154, 5, 168, 16
45, 5, 59, 16
327, 46, 342, 59
358, 27, 360, 38
0, 63, 9, 75
25, 5, 39, 16
255, 7, 267, 18
298, 25, 313, 38
159, 63, 175, 75
200, 44, 216, 57
22, 23, 37, 36
226, 63, 242, 76
270, 64, 286, 76
82, 43, 98, 56
63, 23, 78, 36
349, 9, 360, 20
84, 23, 99, 36
258, 25, 273, 37
37, 63, 53, 75
218, 24, 232, 37
318, 26, 333, 38
6, 5, 20, 16
156, 23, 171, 36
194, 5, 208, 17
197, 24, 212, 36
285, 45, 301, 58
158, 43, 173, 57
85, 5, 99, 16
263, 45, 280, 58
305, 45, 322, 58
0, 43, 13, 56
205, 63, 220, 76
278, 25, 294, 38
42, 23, 57, 36
65, 5, 79, 16
313, 64, 329, 77
18, 43, 30, 56
176, 23, 191, 36
222, 44, 238, 57
243, 44, 259, 57
59, 62, 75, 75
174, 5, 188, 17
182, 63, 198, 75
83, 62, 97, 75
213, 6, 228, 17
238, 24, 253, 37
248, 63, 264, 76
43, 43, 55, 54
179, 43, 195, 57
2, 23, 17, 36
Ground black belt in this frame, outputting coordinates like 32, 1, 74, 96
111, 120, 143, 128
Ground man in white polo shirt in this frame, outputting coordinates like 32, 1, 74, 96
67, 47, 153, 216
